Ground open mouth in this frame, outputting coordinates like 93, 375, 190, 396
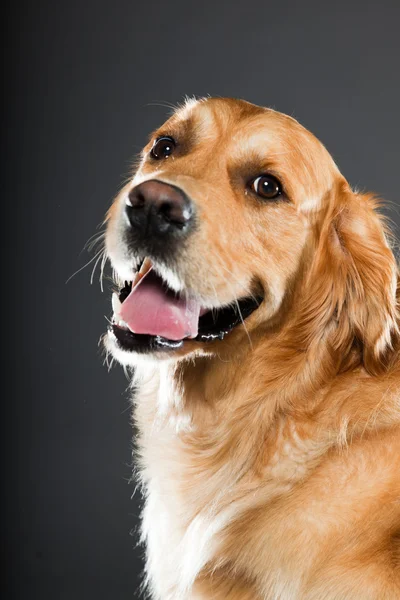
109, 258, 262, 353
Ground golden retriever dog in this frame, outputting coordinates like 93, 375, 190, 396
104, 97, 400, 599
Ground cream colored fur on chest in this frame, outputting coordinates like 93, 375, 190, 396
132, 362, 360, 600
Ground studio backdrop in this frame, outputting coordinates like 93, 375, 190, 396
5, 0, 400, 598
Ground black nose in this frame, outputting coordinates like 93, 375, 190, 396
126, 180, 194, 238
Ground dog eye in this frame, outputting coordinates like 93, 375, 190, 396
151, 137, 176, 160
251, 175, 282, 200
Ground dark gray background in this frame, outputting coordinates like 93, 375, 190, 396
4, 0, 400, 598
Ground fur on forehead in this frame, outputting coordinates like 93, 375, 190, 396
152, 96, 341, 212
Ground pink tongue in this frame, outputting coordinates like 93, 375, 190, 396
119, 273, 201, 341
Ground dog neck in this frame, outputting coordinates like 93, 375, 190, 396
133, 326, 399, 459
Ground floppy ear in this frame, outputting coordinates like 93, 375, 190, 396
300, 180, 399, 375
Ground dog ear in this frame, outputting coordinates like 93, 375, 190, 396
299, 180, 399, 375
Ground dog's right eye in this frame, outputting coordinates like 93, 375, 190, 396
150, 137, 176, 160
250, 175, 282, 200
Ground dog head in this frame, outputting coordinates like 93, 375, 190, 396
105, 98, 398, 372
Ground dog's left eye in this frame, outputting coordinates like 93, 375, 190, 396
151, 136, 176, 160
251, 175, 282, 200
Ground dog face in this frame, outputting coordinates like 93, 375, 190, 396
105, 98, 398, 368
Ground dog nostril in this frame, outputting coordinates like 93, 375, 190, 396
128, 189, 145, 208
159, 201, 192, 227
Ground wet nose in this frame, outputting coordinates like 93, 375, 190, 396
126, 180, 194, 237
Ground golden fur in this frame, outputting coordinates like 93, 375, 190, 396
105, 98, 400, 599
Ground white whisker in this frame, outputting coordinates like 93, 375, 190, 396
86, 232, 106, 253
213, 256, 254, 348
90, 249, 105, 285
66, 247, 104, 284
146, 100, 178, 113
217, 262, 260, 306
123, 364, 131, 381
209, 281, 221, 322
234, 295, 253, 349
84, 229, 105, 247
99, 250, 108, 292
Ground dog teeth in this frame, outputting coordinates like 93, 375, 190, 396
132, 257, 153, 289
112, 292, 122, 317
111, 293, 130, 331
140, 257, 152, 275
112, 318, 129, 330
132, 271, 142, 287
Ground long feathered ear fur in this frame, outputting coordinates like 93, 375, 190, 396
299, 179, 399, 376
